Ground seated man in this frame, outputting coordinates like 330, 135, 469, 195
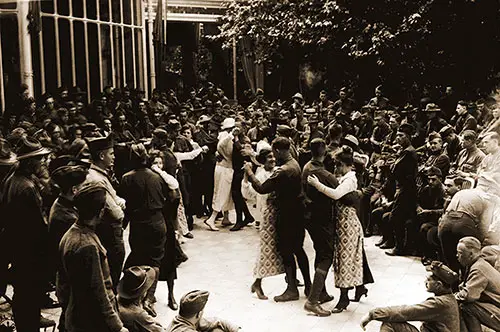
166, 290, 240, 332
456, 237, 500, 332
417, 167, 445, 264
449, 130, 485, 176
360, 261, 460, 331
118, 266, 164, 332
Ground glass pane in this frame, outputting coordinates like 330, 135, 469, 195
135, 29, 144, 89
72, 0, 84, 18
57, 0, 69, 16
1, 15, 20, 114
112, 0, 121, 23
73, 21, 87, 94
124, 28, 133, 88
99, 0, 110, 22
113, 26, 123, 87
87, 23, 100, 98
59, 19, 72, 88
86, 0, 97, 20
0, 2, 17, 10
42, 17, 57, 94
41, 0, 54, 13
101, 25, 113, 88
123, 0, 132, 24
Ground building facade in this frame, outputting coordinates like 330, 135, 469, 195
0, 0, 226, 114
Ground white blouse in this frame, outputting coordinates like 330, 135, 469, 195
316, 170, 357, 200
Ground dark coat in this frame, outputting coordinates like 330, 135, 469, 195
58, 223, 123, 332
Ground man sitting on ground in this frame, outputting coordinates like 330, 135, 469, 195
118, 266, 164, 332
456, 236, 500, 332
166, 290, 240, 332
360, 261, 459, 332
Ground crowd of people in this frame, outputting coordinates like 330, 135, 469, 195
0, 81, 499, 332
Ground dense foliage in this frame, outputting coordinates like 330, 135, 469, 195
214, 0, 500, 102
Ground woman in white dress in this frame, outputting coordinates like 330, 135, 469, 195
308, 146, 371, 313
241, 144, 285, 299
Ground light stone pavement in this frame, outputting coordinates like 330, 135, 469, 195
30, 215, 433, 331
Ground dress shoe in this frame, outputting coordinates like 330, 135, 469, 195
319, 292, 334, 304
41, 294, 60, 309
168, 296, 178, 310
385, 248, 405, 256
351, 286, 368, 302
331, 298, 349, 314
274, 288, 299, 302
375, 237, 387, 246
304, 300, 331, 317
143, 300, 157, 317
379, 242, 395, 250
230, 222, 246, 231
251, 282, 268, 300
204, 219, 219, 231
183, 232, 194, 239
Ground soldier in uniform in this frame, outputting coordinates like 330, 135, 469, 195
360, 261, 460, 332
166, 290, 239, 332
85, 135, 126, 288
243, 137, 312, 302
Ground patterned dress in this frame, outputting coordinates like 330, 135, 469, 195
334, 202, 364, 288
242, 167, 285, 278
316, 170, 364, 288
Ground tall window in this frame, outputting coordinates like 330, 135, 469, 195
37, 0, 145, 102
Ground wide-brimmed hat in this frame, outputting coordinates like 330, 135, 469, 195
118, 266, 156, 300
16, 137, 51, 160
0, 139, 17, 165
424, 103, 441, 112
342, 134, 360, 151
197, 115, 212, 124
398, 123, 415, 136
292, 93, 304, 101
221, 118, 236, 130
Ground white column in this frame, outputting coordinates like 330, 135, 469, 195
17, 1, 34, 96
148, 0, 156, 91
0, 22, 4, 113
140, 0, 149, 97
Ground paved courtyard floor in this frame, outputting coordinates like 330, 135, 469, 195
6, 216, 435, 331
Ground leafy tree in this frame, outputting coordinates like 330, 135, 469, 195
214, 0, 500, 103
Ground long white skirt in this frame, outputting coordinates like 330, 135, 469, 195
212, 165, 234, 212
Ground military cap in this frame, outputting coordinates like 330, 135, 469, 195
130, 143, 149, 165
153, 128, 168, 140
51, 164, 88, 189
179, 290, 210, 317
86, 135, 113, 153
429, 261, 458, 286
439, 125, 454, 137
276, 124, 293, 137
398, 123, 415, 136
256, 88, 264, 96
74, 182, 107, 206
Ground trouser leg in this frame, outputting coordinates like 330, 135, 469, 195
461, 302, 500, 332
12, 270, 41, 332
